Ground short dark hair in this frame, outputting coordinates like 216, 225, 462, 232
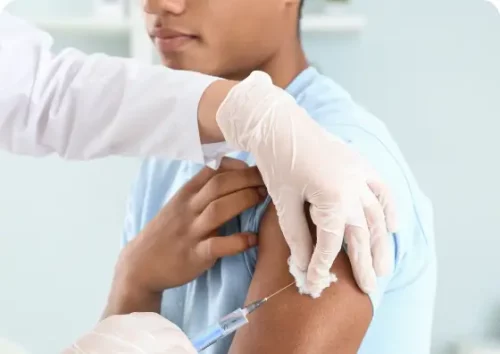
299, 0, 305, 18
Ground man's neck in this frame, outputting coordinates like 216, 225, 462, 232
227, 40, 308, 90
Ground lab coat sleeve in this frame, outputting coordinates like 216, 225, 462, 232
0, 12, 220, 163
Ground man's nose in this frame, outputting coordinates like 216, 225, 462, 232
143, 0, 186, 15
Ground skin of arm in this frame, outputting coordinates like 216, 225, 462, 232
197, 80, 238, 143
229, 203, 373, 354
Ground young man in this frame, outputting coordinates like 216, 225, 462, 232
113, 0, 436, 353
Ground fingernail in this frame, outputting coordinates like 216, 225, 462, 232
257, 187, 267, 197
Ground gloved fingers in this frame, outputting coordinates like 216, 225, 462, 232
305, 203, 345, 298
197, 233, 258, 261
274, 194, 313, 288
126, 313, 197, 354
67, 332, 132, 353
361, 185, 393, 276
112, 313, 197, 354
147, 324, 198, 354
344, 223, 377, 294
366, 178, 398, 233
486, 0, 500, 14
67, 313, 197, 353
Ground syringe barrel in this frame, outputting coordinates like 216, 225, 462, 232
190, 308, 249, 352
218, 308, 249, 333
190, 323, 225, 352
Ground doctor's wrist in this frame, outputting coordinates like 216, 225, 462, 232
198, 79, 238, 144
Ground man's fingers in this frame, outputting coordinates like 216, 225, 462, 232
305, 203, 345, 297
192, 167, 264, 211
218, 157, 249, 170
345, 224, 377, 294
367, 179, 398, 232
361, 185, 393, 276
181, 166, 218, 194
196, 188, 266, 232
197, 233, 258, 261
182, 157, 249, 194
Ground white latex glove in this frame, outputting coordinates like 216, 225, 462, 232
62, 313, 196, 354
216, 71, 397, 297
486, 0, 500, 13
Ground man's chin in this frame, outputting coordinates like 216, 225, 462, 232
160, 58, 186, 70
161, 59, 219, 77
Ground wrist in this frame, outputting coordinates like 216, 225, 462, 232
103, 276, 162, 319
103, 247, 162, 319
215, 71, 291, 152
198, 79, 238, 144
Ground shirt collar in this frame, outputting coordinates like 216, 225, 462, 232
285, 67, 319, 98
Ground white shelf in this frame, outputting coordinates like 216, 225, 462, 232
301, 14, 366, 32
30, 14, 365, 34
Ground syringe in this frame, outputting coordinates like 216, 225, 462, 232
189, 281, 294, 352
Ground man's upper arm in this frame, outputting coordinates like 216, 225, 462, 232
229, 203, 373, 354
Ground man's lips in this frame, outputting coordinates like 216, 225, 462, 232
152, 28, 197, 53
155, 35, 196, 52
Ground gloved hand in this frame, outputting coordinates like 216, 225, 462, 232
62, 313, 197, 354
486, 0, 500, 13
216, 71, 397, 297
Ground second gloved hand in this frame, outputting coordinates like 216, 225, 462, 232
62, 313, 197, 354
216, 72, 397, 297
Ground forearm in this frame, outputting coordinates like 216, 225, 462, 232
102, 249, 162, 319
198, 79, 239, 143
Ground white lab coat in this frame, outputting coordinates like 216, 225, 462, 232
0, 10, 223, 164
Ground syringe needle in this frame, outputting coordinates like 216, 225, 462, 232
265, 281, 296, 301
244, 281, 296, 314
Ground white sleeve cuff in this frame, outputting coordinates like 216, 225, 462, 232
201, 142, 234, 169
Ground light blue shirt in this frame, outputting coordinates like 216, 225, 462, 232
123, 67, 436, 354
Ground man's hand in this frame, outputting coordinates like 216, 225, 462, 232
63, 313, 197, 354
217, 72, 397, 297
105, 157, 266, 316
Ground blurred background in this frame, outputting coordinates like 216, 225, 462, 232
1, 0, 500, 353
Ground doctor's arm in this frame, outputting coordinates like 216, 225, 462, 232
229, 203, 373, 354
0, 12, 234, 162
